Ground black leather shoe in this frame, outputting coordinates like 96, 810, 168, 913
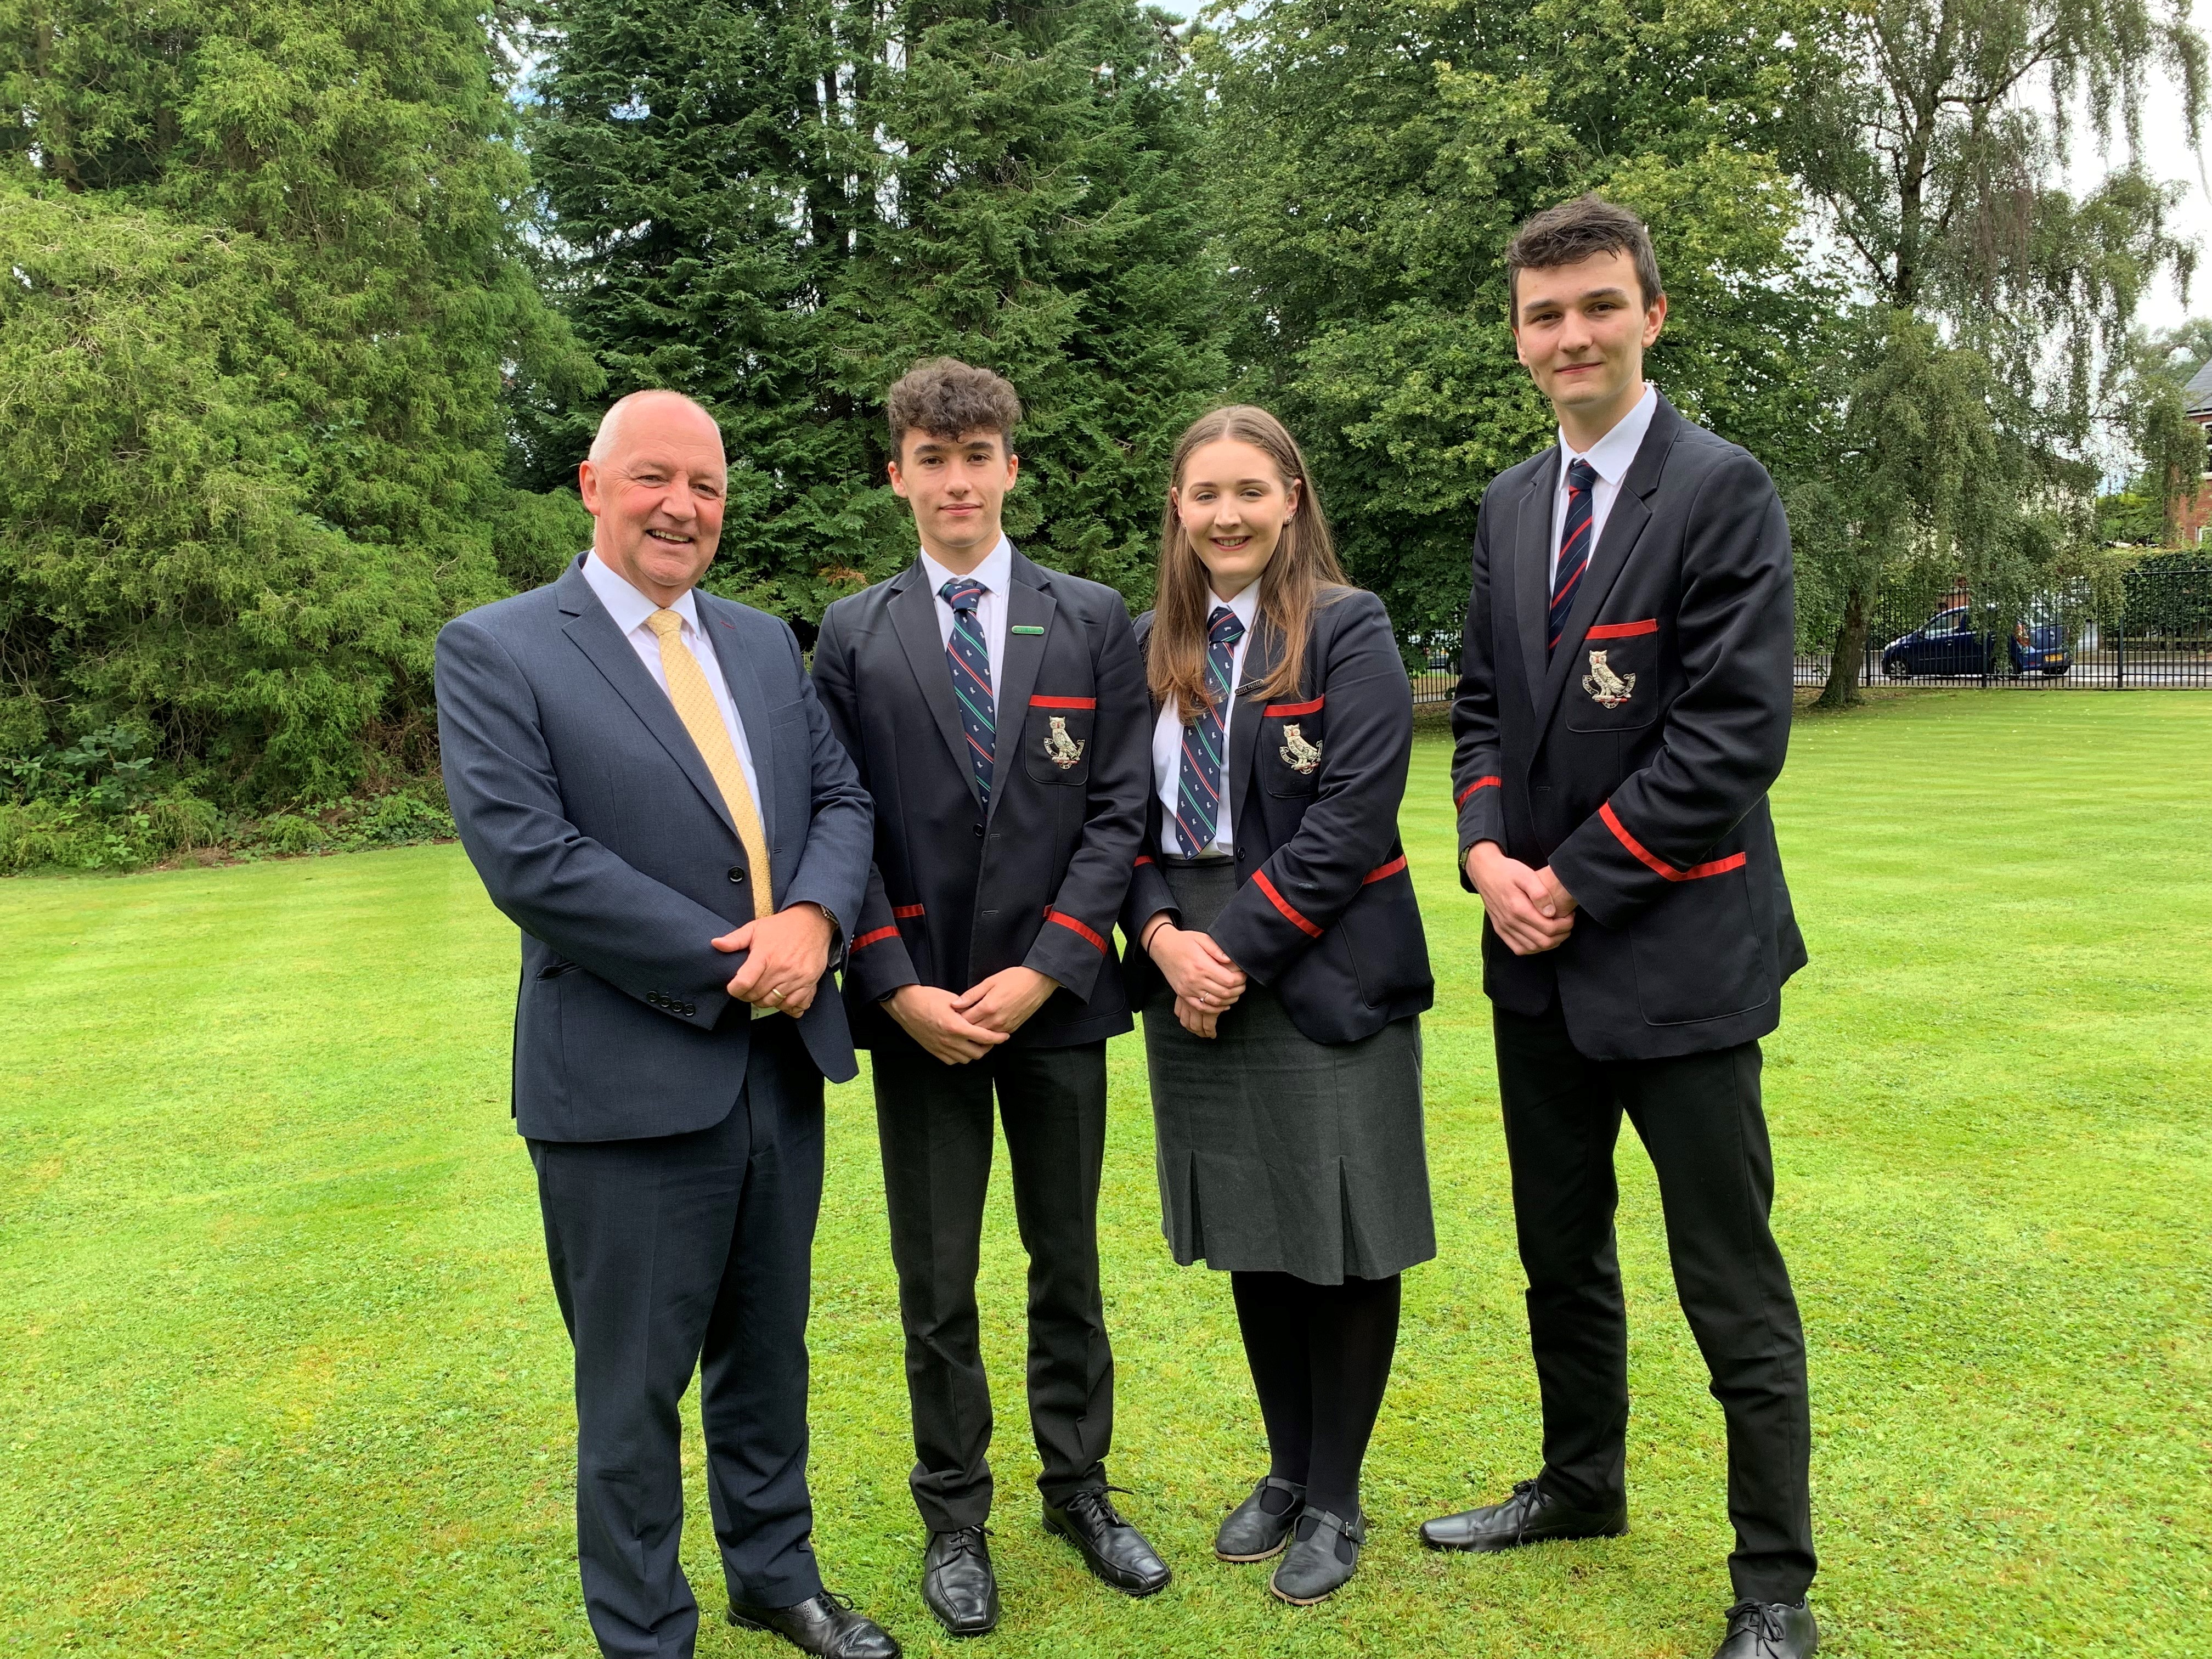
1713, 1599, 1819, 1658
1215, 1476, 1305, 1562
1419, 1476, 1627, 1552
728, 1590, 901, 1658
1042, 1487, 1171, 1596
921, 1526, 999, 1637
1268, 1506, 1366, 1605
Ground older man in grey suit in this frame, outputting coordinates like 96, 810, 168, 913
436, 391, 896, 1659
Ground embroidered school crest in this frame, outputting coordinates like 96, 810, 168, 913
1279, 723, 1322, 774
1043, 715, 1085, 769
1582, 650, 1636, 709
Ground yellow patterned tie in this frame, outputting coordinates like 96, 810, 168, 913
645, 608, 772, 919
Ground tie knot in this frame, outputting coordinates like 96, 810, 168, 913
1207, 606, 1245, 646
940, 578, 986, 614
1567, 458, 1600, 494
646, 607, 684, 639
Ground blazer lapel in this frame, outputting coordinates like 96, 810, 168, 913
889, 561, 987, 814
556, 558, 738, 842
1513, 453, 1556, 714
698, 595, 778, 851
1536, 397, 1681, 731
986, 554, 1057, 827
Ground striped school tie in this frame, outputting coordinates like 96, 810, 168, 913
1549, 456, 1600, 658
1173, 605, 1245, 855
940, 577, 995, 805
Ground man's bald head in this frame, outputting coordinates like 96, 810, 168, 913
578, 390, 729, 606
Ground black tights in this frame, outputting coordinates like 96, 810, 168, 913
1229, 1270, 1401, 1522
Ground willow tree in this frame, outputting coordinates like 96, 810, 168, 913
1788, 0, 2207, 705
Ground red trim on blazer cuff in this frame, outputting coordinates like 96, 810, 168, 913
1043, 909, 1109, 953
853, 925, 901, 950
1598, 802, 1749, 881
1363, 855, 1408, 884
1455, 775, 1503, 807
1251, 870, 1324, 938
891, 904, 925, 919
1263, 695, 1325, 716
1585, 618, 1659, 639
1132, 854, 1155, 867
1029, 695, 1097, 709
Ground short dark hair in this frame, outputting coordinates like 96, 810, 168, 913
1505, 195, 1664, 317
884, 357, 1022, 456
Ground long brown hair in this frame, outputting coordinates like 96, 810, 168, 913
1150, 405, 1349, 723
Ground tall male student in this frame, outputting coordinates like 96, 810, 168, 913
811, 359, 1166, 1637
437, 392, 898, 1659
1438, 198, 1820, 1659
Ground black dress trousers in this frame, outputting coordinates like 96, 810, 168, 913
872, 1029, 1113, 1532
529, 1017, 826, 1659
1492, 1002, 1816, 1604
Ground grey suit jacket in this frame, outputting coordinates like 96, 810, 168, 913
436, 554, 873, 1141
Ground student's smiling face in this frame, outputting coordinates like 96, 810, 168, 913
1511, 246, 1667, 430
888, 427, 1019, 568
1172, 437, 1302, 600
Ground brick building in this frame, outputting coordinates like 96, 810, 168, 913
2181, 359, 2212, 545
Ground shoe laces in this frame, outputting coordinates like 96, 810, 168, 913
1725, 1600, 1787, 1641
1068, 1485, 1135, 1528
936, 1525, 990, 1562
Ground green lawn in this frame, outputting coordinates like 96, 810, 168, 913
3, 692, 2208, 1657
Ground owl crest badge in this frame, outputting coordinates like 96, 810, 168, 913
1044, 715, 1085, 769
1279, 723, 1322, 775
1583, 650, 1635, 709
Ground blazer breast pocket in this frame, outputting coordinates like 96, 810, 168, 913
1259, 694, 1324, 797
1564, 620, 1661, 733
1021, 694, 1095, 785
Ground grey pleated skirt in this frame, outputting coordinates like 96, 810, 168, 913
1143, 860, 1436, 1285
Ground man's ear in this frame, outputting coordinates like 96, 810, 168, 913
886, 458, 910, 499
578, 459, 603, 515
1642, 294, 1668, 347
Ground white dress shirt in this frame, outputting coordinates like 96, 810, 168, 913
919, 537, 1014, 719
582, 550, 762, 814
1153, 583, 1262, 856
1550, 382, 1659, 585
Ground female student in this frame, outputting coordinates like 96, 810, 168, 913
1122, 405, 1435, 1605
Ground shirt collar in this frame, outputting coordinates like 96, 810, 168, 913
584, 549, 701, 638
1209, 582, 1262, 635
1559, 381, 1659, 487
920, 535, 1013, 601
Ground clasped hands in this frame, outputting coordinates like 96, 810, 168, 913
1465, 841, 1577, 955
1145, 916, 1246, 1040
712, 904, 835, 1015
887, 967, 1062, 1065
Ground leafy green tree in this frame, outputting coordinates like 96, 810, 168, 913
0, 1, 595, 800
1785, 0, 2207, 705
1190, 0, 1843, 635
527, 0, 1227, 622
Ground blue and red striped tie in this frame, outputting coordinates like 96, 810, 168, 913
1549, 457, 1600, 658
1173, 605, 1245, 855
941, 577, 995, 806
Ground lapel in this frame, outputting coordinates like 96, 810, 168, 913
697, 591, 779, 848
986, 551, 1058, 828
1534, 396, 1682, 732
1513, 449, 1558, 714
1227, 618, 1281, 842
556, 557, 738, 842
888, 559, 987, 814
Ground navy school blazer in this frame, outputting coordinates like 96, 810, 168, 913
1121, 588, 1434, 1045
435, 554, 874, 1142
1449, 393, 1808, 1060
811, 548, 1151, 1049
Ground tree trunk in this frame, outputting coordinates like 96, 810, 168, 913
1815, 586, 1869, 708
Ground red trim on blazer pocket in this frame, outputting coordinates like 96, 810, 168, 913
1263, 695, 1325, 716
1251, 870, 1324, 938
1132, 854, 1155, 867
1043, 908, 1109, 953
1363, 855, 1408, 884
853, 925, 901, 950
891, 904, 925, 919
1599, 802, 1749, 882
1585, 618, 1658, 639
1455, 775, 1503, 806
1029, 695, 1097, 709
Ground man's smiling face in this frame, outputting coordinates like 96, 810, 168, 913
578, 392, 728, 605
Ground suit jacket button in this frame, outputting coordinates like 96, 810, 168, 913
728, 866, 746, 884
972, 823, 985, 838
682, 1002, 696, 1017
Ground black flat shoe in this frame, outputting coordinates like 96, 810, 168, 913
921, 1526, 999, 1637
1268, 1506, 1365, 1605
1713, 1599, 1819, 1658
1042, 1487, 1171, 1596
1419, 1476, 1627, 1552
728, 1590, 901, 1658
1215, 1476, 1305, 1562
